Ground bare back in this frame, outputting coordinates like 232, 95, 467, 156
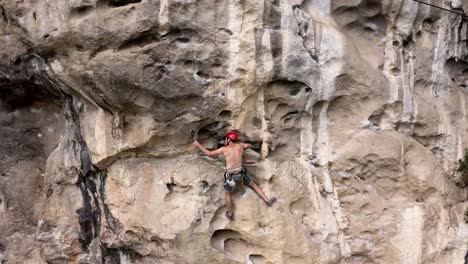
222, 143, 245, 169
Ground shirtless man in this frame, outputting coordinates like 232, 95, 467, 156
193, 131, 276, 220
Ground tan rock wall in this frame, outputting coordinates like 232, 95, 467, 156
0, 0, 467, 263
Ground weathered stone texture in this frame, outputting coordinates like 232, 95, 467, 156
0, 0, 467, 263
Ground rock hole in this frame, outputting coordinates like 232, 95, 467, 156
174, 37, 190, 43
200, 180, 208, 188
198, 128, 212, 139
249, 254, 266, 264
391, 67, 401, 75
196, 71, 210, 79
162, 28, 198, 42
108, 0, 142, 7
88, 45, 106, 59
24, 128, 39, 136
224, 238, 250, 260
200, 180, 210, 193
345, 254, 376, 263
210, 229, 242, 253
246, 141, 262, 152
119, 31, 159, 50
283, 117, 294, 127
184, 60, 194, 66
289, 198, 311, 220
289, 87, 300, 96
218, 28, 233, 35
332, 5, 354, 15
269, 103, 289, 121
364, 1, 380, 9
235, 68, 247, 74
0, 79, 50, 110
363, 26, 374, 32
158, 66, 167, 74
76, 6, 92, 13
392, 40, 400, 47
0, 6, 7, 23
368, 13, 386, 29
162, 28, 181, 37
32, 12, 37, 21
280, 111, 300, 126
71, 5, 94, 16
218, 110, 232, 120
422, 18, 433, 31
463, 69, 468, 77
166, 182, 176, 192
43, 34, 50, 39
198, 122, 225, 142
402, 39, 415, 50
212, 60, 222, 67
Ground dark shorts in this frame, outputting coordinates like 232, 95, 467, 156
223, 167, 253, 192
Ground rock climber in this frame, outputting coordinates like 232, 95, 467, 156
192, 131, 276, 221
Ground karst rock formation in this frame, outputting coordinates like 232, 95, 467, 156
0, 0, 467, 263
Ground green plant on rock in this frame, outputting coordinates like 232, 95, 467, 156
456, 150, 468, 188
122, 248, 142, 262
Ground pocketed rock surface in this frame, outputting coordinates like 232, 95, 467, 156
0, 0, 467, 263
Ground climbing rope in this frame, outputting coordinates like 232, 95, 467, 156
411, 0, 468, 20
192, 130, 207, 219
191, 130, 234, 263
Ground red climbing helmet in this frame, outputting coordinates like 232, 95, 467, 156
225, 132, 238, 141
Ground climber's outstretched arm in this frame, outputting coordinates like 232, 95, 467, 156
193, 140, 225, 156
242, 143, 252, 149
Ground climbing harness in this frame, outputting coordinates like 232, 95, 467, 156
223, 167, 255, 194
225, 176, 236, 188
226, 166, 243, 173
224, 166, 242, 188
225, 167, 244, 183
411, 0, 468, 20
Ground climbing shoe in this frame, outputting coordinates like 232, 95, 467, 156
225, 211, 233, 221
266, 197, 277, 207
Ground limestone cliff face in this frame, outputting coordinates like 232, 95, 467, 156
0, 0, 467, 263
